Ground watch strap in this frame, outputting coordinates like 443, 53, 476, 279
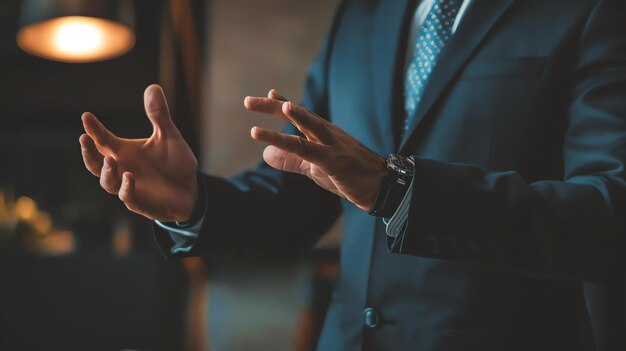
368, 174, 410, 218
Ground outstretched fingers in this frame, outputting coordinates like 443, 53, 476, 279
118, 172, 144, 216
281, 102, 334, 144
243, 89, 289, 120
100, 156, 122, 194
245, 93, 334, 144
81, 112, 120, 152
268, 89, 287, 101
244, 96, 287, 120
80, 134, 104, 177
251, 126, 326, 164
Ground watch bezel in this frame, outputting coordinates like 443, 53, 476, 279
386, 154, 415, 177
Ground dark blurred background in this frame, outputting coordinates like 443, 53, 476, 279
0, 0, 342, 350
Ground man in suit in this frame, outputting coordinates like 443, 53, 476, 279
79, 0, 626, 349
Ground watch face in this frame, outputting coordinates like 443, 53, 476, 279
387, 154, 415, 176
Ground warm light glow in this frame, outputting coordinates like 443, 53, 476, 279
54, 21, 104, 54
33, 212, 53, 234
15, 196, 37, 221
17, 16, 135, 63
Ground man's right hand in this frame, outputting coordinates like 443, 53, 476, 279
79, 84, 199, 222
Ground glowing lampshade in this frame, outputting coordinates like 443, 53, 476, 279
17, 0, 135, 63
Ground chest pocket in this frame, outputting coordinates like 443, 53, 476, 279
460, 57, 547, 80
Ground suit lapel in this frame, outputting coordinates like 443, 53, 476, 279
399, 0, 516, 152
370, 0, 415, 154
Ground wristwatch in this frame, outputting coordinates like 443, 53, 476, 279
368, 154, 415, 218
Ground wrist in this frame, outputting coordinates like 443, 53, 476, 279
176, 174, 205, 227
362, 157, 389, 210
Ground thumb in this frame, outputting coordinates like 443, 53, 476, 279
262, 145, 309, 176
144, 84, 178, 138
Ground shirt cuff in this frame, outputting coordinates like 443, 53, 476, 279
384, 177, 413, 252
155, 215, 204, 254
154, 206, 204, 254
154, 174, 208, 255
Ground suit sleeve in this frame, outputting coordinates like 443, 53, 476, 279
153, 7, 346, 262
393, 0, 626, 278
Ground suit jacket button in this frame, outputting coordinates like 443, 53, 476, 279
363, 307, 380, 328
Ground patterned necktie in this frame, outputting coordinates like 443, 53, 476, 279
403, 0, 464, 134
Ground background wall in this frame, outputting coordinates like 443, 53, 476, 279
199, 1, 341, 350
203, 0, 337, 175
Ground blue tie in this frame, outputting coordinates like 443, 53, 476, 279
403, 0, 464, 134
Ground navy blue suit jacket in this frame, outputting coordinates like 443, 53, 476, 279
156, 0, 626, 349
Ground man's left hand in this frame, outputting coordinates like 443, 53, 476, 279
245, 89, 388, 212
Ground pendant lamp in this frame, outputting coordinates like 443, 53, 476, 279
17, 0, 135, 63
